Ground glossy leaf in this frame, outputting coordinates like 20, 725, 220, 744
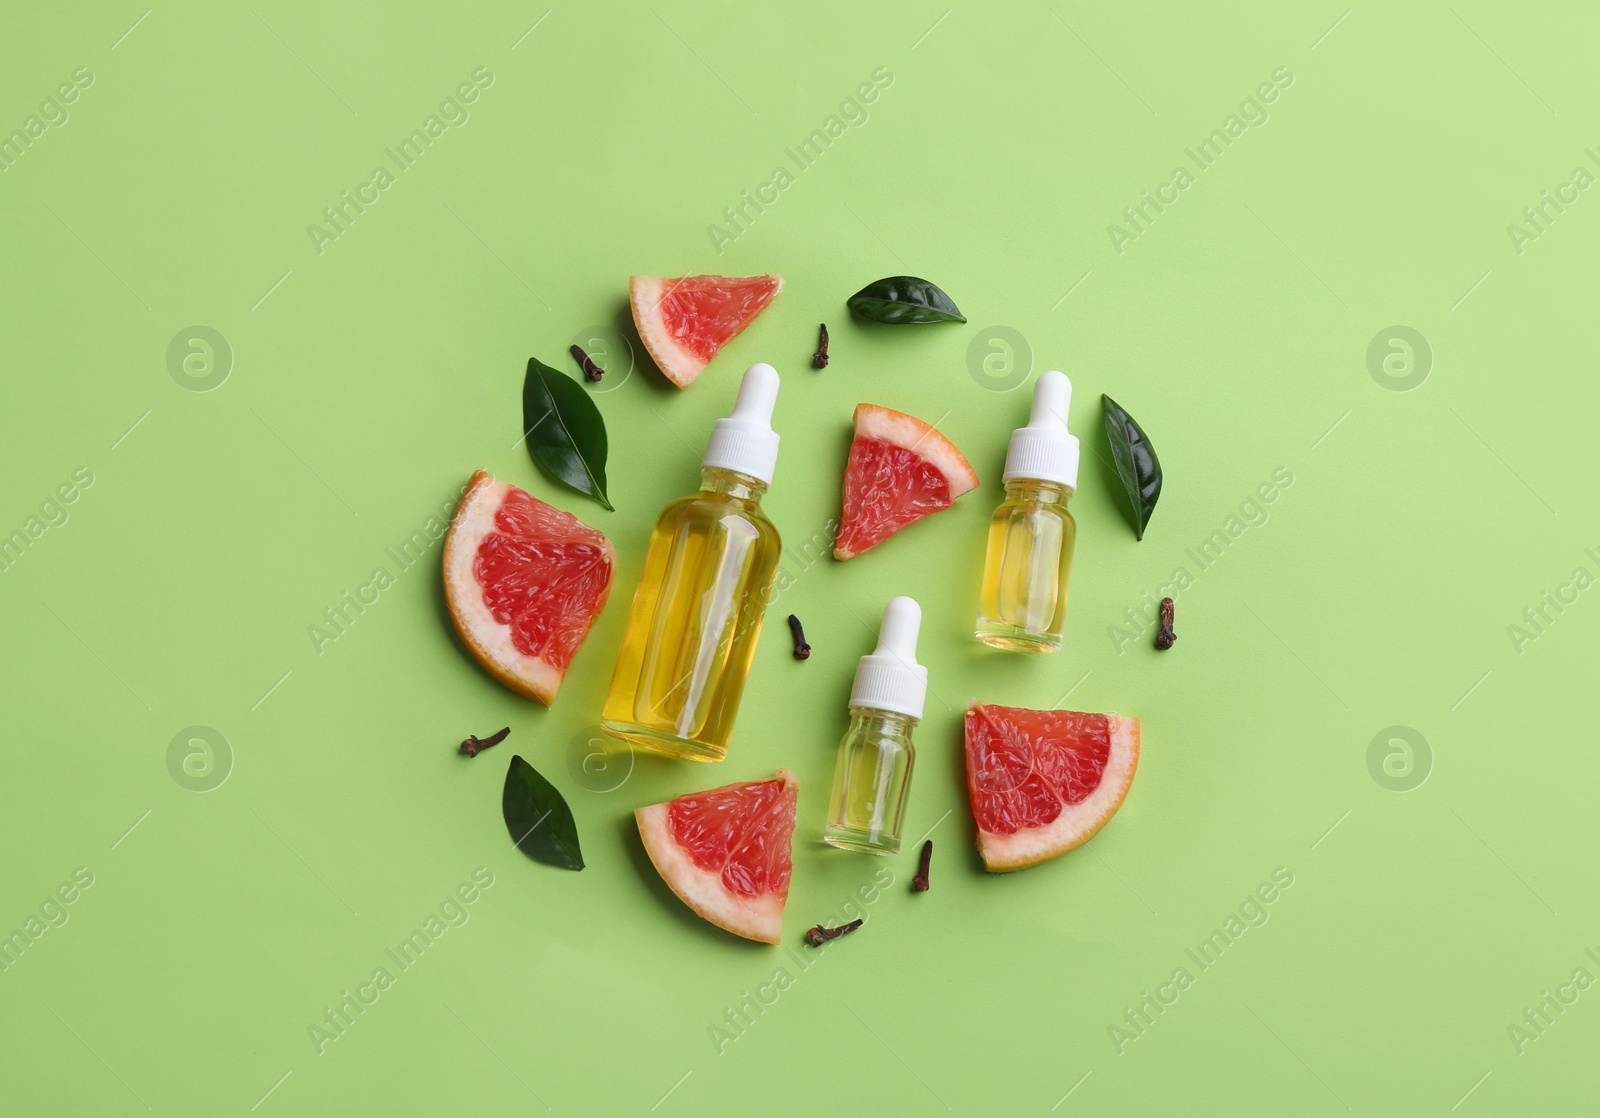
502, 755, 584, 870
846, 276, 966, 324
1102, 395, 1162, 540
521, 357, 613, 510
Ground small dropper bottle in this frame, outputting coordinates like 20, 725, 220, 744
975, 370, 1080, 652
824, 597, 927, 856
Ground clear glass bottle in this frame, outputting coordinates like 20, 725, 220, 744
825, 597, 926, 855
977, 479, 1077, 651
975, 371, 1080, 653
602, 364, 782, 762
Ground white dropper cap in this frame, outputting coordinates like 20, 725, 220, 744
702, 363, 781, 484
848, 596, 928, 721
1002, 370, 1079, 489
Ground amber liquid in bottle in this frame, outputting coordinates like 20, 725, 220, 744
601, 468, 781, 761
975, 479, 1076, 652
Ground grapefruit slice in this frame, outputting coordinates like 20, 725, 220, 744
834, 404, 979, 559
443, 471, 615, 704
635, 770, 798, 944
630, 273, 783, 388
964, 703, 1139, 872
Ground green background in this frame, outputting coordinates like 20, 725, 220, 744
2, 1, 1595, 1113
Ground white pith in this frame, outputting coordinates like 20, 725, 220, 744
630, 275, 703, 387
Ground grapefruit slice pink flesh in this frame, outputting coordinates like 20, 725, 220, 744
636, 770, 798, 944
630, 274, 783, 388
964, 703, 1140, 872
443, 470, 615, 704
834, 403, 979, 559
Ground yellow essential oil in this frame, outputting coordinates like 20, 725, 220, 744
974, 370, 1081, 654
824, 597, 926, 855
601, 364, 782, 762
976, 480, 1076, 652
602, 468, 780, 760
825, 709, 917, 855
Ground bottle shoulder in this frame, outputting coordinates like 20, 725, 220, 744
992, 491, 1076, 524
843, 707, 919, 748
655, 491, 781, 545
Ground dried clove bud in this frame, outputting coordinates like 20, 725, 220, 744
812, 323, 830, 369
787, 614, 811, 660
460, 727, 510, 757
1155, 597, 1176, 650
911, 840, 933, 892
804, 918, 863, 947
570, 344, 605, 382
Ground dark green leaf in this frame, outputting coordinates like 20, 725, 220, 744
1102, 395, 1163, 540
520, 358, 613, 510
846, 276, 966, 324
502, 754, 584, 870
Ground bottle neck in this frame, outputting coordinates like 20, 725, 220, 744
847, 707, 919, 737
699, 467, 768, 504
1002, 477, 1072, 503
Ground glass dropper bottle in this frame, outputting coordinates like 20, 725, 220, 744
975, 370, 1081, 652
823, 596, 927, 856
